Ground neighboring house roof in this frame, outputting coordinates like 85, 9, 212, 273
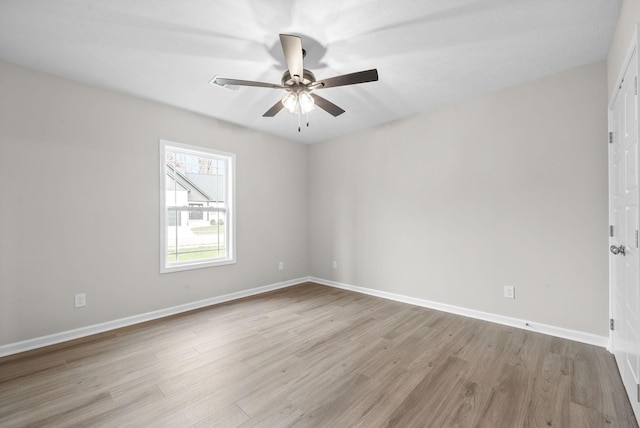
187, 173, 225, 202
166, 164, 223, 203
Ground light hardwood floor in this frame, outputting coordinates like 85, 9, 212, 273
0, 282, 637, 427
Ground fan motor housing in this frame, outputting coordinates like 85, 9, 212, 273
282, 69, 316, 87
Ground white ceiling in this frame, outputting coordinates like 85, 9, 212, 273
0, 0, 622, 144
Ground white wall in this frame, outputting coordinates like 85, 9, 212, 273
0, 60, 309, 346
0, 55, 613, 348
309, 62, 609, 336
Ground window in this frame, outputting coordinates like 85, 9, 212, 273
160, 140, 235, 273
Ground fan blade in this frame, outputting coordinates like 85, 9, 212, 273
310, 93, 345, 117
312, 69, 378, 89
263, 100, 285, 117
279, 34, 304, 81
211, 76, 283, 89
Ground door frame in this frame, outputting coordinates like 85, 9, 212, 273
608, 23, 640, 424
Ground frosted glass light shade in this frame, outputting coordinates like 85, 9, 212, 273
299, 91, 315, 114
282, 91, 298, 113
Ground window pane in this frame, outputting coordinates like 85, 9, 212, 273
161, 140, 234, 273
165, 209, 227, 263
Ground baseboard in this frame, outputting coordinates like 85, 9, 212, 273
1, 275, 609, 358
311, 277, 609, 349
0, 277, 309, 358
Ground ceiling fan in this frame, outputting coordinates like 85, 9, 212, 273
211, 34, 379, 131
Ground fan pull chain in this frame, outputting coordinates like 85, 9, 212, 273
306, 112, 310, 128
297, 110, 301, 132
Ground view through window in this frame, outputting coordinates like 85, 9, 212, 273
160, 140, 235, 273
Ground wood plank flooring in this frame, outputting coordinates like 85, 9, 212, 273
0, 282, 637, 427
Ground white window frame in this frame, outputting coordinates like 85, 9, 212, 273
159, 139, 236, 274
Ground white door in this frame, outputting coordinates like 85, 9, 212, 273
611, 46, 640, 421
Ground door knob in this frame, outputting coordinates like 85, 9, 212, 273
610, 244, 626, 256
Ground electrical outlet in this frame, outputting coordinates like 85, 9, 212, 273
332, 261, 338, 270
74, 293, 86, 308
504, 286, 515, 299
278, 262, 284, 271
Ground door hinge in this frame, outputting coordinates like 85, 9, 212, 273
637, 384, 640, 403
610, 318, 615, 331
610, 225, 614, 237
609, 131, 614, 144
636, 230, 638, 248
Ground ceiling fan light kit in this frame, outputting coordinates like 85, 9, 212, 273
211, 34, 378, 132
282, 87, 315, 114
